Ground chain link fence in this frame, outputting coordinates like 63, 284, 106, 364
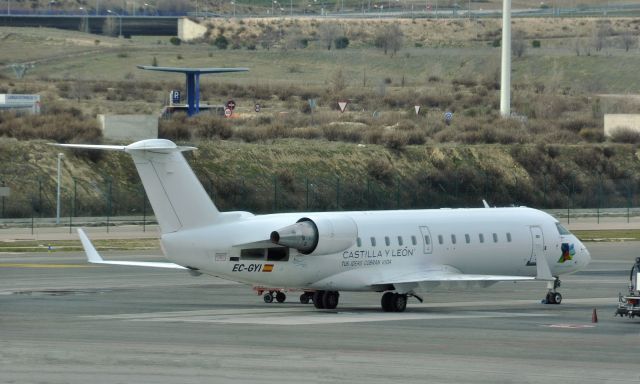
2, 168, 640, 229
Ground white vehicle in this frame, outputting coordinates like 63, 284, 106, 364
62, 139, 591, 312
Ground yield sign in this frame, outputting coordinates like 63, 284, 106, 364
414, 105, 421, 115
338, 100, 348, 113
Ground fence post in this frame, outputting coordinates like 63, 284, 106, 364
336, 177, 340, 211
106, 178, 112, 233
305, 177, 310, 210
38, 177, 43, 218
141, 185, 147, 232
273, 175, 277, 212
1, 178, 4, 218
73, 178, 77, 217
396, 178, 400, 209
69, 193, 73, 234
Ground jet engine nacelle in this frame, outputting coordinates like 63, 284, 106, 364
270, 215, 357, 256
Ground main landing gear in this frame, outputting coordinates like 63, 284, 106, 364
381, 292, 408, 312
263, 291, 287, 303
543, 277, 562, 305
312, 290, 340, 310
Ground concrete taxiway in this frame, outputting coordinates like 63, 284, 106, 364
1, 242, 640, 383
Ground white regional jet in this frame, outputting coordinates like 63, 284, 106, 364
60, 139, 591, 312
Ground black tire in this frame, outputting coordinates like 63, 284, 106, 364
552, 292, 562, 305
313, 291, 325, 309
300, 293, 310, 304
545, 292, 555, 304
276, 291, 286, 303
381, 292, 395, 312
263, 292, 274, 303
323, 291, 340, 310
393, 294, 407, 312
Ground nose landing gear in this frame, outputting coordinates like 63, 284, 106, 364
543, 277, 562, 305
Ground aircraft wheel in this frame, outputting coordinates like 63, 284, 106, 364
544, 292, 553, 304
381, 292, 395, 312
276, 291, 286, 303
552, 292, 562, 305
300, 293, 310, 304
263, 292, 274, 303
323, 291, 339, 310
393, 294, 408, 313
313, 290, 326, 309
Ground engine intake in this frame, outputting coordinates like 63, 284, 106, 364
270, 215, 357, 256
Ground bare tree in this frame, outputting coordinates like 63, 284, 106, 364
330, 69, 348, 95
260, 26, 279, 50
593, 25, 612, 52
512, 29, 526, 58
621, 30, 636, 52
319, 23, 341, 50
102, 17, 117, 37
374, 24, 403, 56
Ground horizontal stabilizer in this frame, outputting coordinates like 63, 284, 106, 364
77, 228, 186, 269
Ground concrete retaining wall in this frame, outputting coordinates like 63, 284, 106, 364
604, 114, 640, 137
98, 114, 158, 143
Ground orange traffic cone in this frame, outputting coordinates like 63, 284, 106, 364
592, 308, 598, 323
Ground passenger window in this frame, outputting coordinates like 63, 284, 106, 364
465, 234, 470, 244
506, 233, 512, 242
438, 235, 443, 245
411, 236, 417, 245
493, 233, 498, 243
424, 236, 430, 245
357, 237, 362, 247
451, 234, 456, 244
385, 236, 390, 246
397, 236, 403, 246
371, 237, 376, 247
479, 234, 484, 243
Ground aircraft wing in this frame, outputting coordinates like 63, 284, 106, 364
372, 267, 536, 286
77, 228, 187, 269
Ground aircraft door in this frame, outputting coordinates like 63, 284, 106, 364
419, 226, 433, 254
527, 226, 545, 266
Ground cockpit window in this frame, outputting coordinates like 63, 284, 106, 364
556, 223, 571, 235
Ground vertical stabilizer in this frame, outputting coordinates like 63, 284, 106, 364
56, 139, 220, 234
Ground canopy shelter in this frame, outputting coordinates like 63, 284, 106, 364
137, 66, 249, 116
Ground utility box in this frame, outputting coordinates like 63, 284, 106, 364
98, 114, 158, 142
0, 94, 40, 114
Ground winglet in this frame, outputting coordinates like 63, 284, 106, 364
77, 228, 103, 264
482, 199, 490, 208
535, 253, 554, 281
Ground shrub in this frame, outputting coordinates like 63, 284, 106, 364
532, 40, 541, 48
610, 128, 640, 144
334, 36, 349, 49
169, 36, 181, 45
213, 35, 229, 49
382, 131, 409, 151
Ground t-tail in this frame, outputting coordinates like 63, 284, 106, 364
55, 139, 219, 234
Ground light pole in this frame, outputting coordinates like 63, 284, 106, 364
499, 0, 511, 117
56, 153, 64, 225
107, 9, 122, 38
96, 0, 99, 15
79, 7, 89, 33
143, 2, 157, 15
